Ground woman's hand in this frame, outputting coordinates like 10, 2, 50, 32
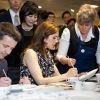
19, 76, 31, 84
60, 56, 76, 67
67, 58, 76, 67
0, 77, 11, 87
66, 68, 78, 77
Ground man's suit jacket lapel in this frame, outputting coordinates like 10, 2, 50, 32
0, 10, 13, 23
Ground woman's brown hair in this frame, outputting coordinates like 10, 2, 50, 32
28, 22, 58, 55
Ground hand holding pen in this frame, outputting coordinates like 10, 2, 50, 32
3, 69, 7, 77
0, 69, 12, 87
59, 55, 76, 67
67, 56, 76, 68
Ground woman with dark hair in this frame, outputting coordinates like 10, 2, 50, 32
9, 1, 39, 84
17, 0, 38, 53
19, 1, 38, 24
20, 22, 77, 85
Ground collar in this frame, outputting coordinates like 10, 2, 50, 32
9, 9, 19, 18
75, 23, 95, 42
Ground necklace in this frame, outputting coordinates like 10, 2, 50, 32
22, 24, 33, 31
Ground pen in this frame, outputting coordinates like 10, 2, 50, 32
3, 69, 7, 77
68, 56, 75, 68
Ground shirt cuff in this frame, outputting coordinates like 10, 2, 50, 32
56, 55, 63, 61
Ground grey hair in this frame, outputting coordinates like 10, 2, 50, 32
76, 4, 97, 25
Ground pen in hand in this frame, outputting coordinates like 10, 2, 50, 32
3, 69, 7, 77
68, 56, 75, 68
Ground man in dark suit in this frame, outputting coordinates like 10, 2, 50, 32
0, 0, 22, 84
0, 0, 22, 26
0, 9, 12, 23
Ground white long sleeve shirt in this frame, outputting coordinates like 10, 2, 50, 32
57, 23, 100, 64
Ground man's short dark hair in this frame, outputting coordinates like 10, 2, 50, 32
0, 9, 7, 14
67, 18, 76, 25
0, 22, 21, 42
47, 11, 55, 18
62, 10, 71, 19
38, 9, 48, 20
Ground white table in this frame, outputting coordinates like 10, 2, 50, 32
0, 82, 100, 100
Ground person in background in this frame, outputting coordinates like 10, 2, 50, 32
0, 9, 7, 15
58, 11, 72, 41
0, 22, 21, 87
67, 18, 76, 27
46, 11, 56, 24
10, 0, 38, 84
61, 10, 71, 27
0, 0, 22, 84
0, 0, 22, 26
20, 22, 77, 85
37, 9, 48, 25
18, 0, 38, 52
57, 4, 100, 74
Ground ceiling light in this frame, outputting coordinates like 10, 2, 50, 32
91, 5, 98, 8
71, 9, 75, 13
38, 6, 42, 9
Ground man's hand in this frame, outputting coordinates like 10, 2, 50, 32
0, 77, 11, 87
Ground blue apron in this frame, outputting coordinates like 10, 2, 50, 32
74, 38, 97, 73
57, 26, 99, 74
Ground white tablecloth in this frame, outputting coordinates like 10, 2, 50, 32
0, 82, 100, 100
